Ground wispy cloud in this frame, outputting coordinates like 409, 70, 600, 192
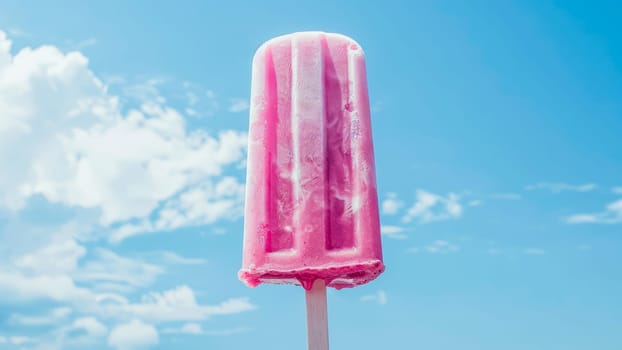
182, 82, 220, 117
227, 98, 249, 112
402, 190, 462, 223
0, 336, 34, 345
13, 239, 86, 275
566, 199, 622, 224
380, 225, 407, 240
54, 317, 109, 348
0, 267, 93, 303
408, 240, 460, 254
8, 28, 30, 37
526, 182, 597, 193
159, 251, 207, 265
360, 290, 387, 305
65, 38, 97, 50
123, 77, 166, 103
95, 285, 256, 323
468, 200, 482, 207
74, 248, 163, 291
163, 323, 203, 335
0, 223, 250, 346
0, 240, 162, 303
162, 323, 251, 336
107, 319, 158, 350
524, 248, 546, 255
9, 308, 72, 326
110, 175, 246, 243
382, 192, 403, 215
612, 186, 622, 195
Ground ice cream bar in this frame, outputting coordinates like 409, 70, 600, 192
239, 32, 384, 291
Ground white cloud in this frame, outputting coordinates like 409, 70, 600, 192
162, 324, 251, 336
74, 248, 163, 290
409, 240, 460, 254
11, 316, 108, 350
108, 319, 158, 350
13, 239, 85, 275
0, 32, 118, 210
32, 107, 246, 227
110, 175, 245, 242
402, 190, 462, 223
0, 239, 165, 305
179, 323, 203, 334
97, 285, 255, 323
153, 176, 245, 231
65, 38, 98, 51
9, 307, 72, 326
88, 285, 255, 326
380, 225, 407, 240
566, 199, 622, 224
181, 82, 220, 117
0, 336, 34, 345
227, 98, 249, 112
0, 268, 93, 303
20, 316, 108, 350
468, 200, 482, 207
0, 29, 256, 350
566, 214, 600, 223
381, 192, 403, 215
526, 182, 597, 193
524, 248, 546, 255
122, 78, 165, 104
205, 89, 219, 113
55, 316, 108, 347
211, 227, 227, 235
13, 336, 35, 345
424, 240, 460, 254
71, 317, 108, 337
0, 31, 247, 239
8, 28, 30, 38
0, 220, 95, 261
163, 322, 203, 335
612, 186, 622, 195
360, 290, 387, 305
0, 239, 248, 331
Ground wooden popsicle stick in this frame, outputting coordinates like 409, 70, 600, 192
305, 279, 329, 350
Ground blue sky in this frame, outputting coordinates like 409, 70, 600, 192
0, 0, 621, 349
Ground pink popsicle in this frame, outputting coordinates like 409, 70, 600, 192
239, 32, 384, 291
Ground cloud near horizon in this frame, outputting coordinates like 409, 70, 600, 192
0, 30, 254, 349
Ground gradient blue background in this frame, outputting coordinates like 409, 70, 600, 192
1, 1, 621, 349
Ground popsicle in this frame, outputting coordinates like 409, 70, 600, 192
239, 31, 383, 290
239, 31, 384, 349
